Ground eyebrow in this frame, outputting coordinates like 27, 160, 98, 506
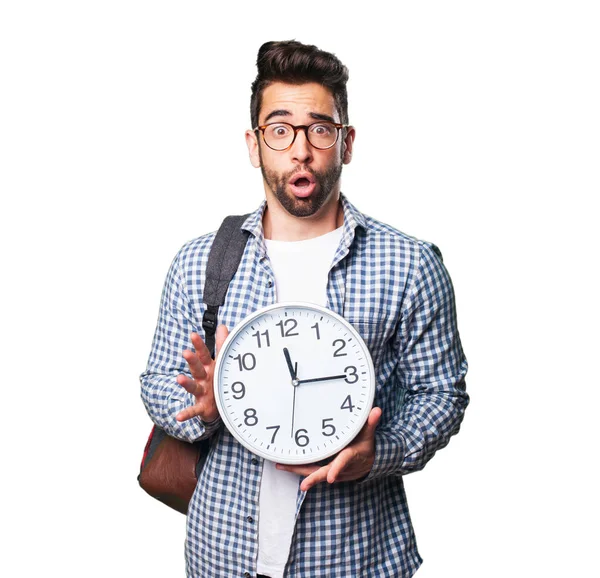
309, 112, 336, 123
262, 110, 337, 124
263, 109, 291, 123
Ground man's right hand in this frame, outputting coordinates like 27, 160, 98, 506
175, 325, 229, 423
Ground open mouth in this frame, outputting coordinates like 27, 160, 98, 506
289, 173, 316, 197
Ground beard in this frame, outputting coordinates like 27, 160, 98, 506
260, 155, 343, 218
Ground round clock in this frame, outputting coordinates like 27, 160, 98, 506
213, 302, 376, 465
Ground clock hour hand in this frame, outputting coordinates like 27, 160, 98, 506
296, 374, 347, 385
283, 348, 299, 385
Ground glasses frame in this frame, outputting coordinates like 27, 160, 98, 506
253, 121, 350, 151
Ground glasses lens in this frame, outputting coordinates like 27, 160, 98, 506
263, 123, 294, 150
307, 122, 338, 149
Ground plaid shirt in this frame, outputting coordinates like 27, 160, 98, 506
141, 193, 469, 578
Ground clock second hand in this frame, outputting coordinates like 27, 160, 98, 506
283, 348, 300, 438
291, 376, 297, 438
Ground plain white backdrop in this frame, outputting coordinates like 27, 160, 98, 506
1, 1, 598, 576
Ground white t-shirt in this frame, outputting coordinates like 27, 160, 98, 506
256, 225, 344, 578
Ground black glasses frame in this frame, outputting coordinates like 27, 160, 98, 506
253, 121, 350, 151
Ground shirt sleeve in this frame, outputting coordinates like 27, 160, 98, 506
364, 242, 469, 481
140, 249, 222, 443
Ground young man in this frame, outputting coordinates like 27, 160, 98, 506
141, 40, 469, 578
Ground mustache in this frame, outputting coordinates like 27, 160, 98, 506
286, 167, 316, 179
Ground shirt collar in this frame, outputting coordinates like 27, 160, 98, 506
241, 193, 367, 262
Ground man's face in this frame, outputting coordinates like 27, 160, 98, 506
246, 82, 354, 219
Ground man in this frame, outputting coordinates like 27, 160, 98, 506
141, 40, 469, 578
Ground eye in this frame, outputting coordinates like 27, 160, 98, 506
310, 123, 334, 136
268, 124, 292, 138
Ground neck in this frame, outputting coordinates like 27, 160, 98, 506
263, 192, 344, 241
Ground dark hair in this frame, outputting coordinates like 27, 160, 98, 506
250, 40, 349, 129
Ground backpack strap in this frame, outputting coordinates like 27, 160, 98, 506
202, 214, 251, 357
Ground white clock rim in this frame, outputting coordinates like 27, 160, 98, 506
213, 301, 376, 465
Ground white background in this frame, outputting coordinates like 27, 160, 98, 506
1, 1, 598, 576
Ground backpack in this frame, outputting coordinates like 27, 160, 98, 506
138, 214, 250, 514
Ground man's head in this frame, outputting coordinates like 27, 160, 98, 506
250, 40, 350, 130
245, 41, 355, 219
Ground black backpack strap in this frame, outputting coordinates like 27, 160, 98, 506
202, 214, 250, 357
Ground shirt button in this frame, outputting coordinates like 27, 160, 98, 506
244, 573, 251, 578
247, 515, 254, 523
251, 458, 259, 465
266, 279, 273, 287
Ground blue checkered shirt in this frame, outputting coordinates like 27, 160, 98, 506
141, 193, 469, 578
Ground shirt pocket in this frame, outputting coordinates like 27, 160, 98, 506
347, 319, 390, 370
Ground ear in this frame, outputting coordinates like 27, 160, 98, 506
342, 126, 356, 165
245, 129, 261, 168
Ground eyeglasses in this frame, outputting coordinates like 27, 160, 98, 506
253, 121, 349, 151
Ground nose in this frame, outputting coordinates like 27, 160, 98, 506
290, 127, 313, 164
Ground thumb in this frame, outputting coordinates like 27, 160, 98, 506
215, 324, 229, 358
363, 406, 382, 439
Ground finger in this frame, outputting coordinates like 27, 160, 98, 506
183, 349, 208, 381
299, 465, 331, 491
176, 373, 201, 396
276, 463, 321, 477
190, 332, 213, 365
215, 325, 229, 358
326, 448, 355, 483
176, 404, 204, 422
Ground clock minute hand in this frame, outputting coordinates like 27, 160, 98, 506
296, 374, 347, 385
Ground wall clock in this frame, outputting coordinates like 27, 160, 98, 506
213, 302, 376, 464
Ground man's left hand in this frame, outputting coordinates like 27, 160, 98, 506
276, 407, 382, 492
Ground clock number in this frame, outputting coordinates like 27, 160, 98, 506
340, 395, 355, 412
321, 418, 336, 437
231, 381, 245, 400
233, 353, 256, 371
311, 322, 320, 340
276, 319, 299, 338
295, 429, 310, 447
332, 339, 347, 357
266, 425, 280, 444
344, 366, 358, 384
252, 329, 270, 348
244, 408, 258, 426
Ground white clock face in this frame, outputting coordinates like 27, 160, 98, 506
214, 302, 376, 465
